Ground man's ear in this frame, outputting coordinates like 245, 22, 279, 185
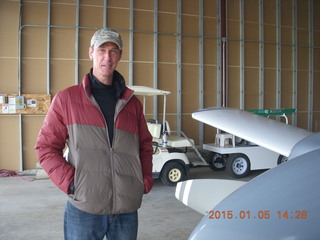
89, 47, 93, 60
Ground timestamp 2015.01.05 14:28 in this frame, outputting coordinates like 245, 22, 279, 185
207, 210, 308, 220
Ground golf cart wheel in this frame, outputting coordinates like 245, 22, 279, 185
206, 152, 226, 171
226, 153, 250, 178
160, 161, 186, 186
277, 155, 288, 165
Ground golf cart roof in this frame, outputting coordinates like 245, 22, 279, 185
128, 86, 170, 96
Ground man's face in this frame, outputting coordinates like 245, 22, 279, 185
89, 42, 122, 83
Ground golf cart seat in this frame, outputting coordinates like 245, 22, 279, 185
147, 118, 194, 148
167, 135, 195, 148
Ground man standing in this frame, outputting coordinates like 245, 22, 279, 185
35, 28, 154, 240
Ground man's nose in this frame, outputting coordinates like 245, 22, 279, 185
104, 51, 112, 59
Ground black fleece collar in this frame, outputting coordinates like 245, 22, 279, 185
88, 68, 126, 99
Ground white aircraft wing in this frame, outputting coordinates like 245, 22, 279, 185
192, 108, 312, 157
128, 85, 170, 96
176, 179, 246, 215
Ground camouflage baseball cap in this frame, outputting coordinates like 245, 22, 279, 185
90, 28, 123, 50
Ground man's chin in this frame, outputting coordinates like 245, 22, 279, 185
99, 70, 113, 77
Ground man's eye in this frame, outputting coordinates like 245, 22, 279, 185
110, 49, 120, 54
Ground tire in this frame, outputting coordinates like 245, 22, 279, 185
160, 161, 186, 186
277, 155, 288, 165
226, 153, 250, 178
206, 152, 227, 171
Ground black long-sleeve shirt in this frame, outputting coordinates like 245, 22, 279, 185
89, 70, 125, 147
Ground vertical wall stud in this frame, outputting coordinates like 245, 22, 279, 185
216, 0, 222, 108
19, 114, 23, 171
292, 0, 298, 126
239, 0, 245, 109
221, 0, 227, 108
276, 0, 282, 117
153, 0, 159, 119
103, 0, 108, 27
259, 0, 264, 109
47, 0, 51, 94
308, 0, 314, 131
75, 0, 79, 84
18, 1, 24, 171
199, 0, 204, 144
129, 0, 134, 85
18, 1, 22, 96
177, 0, 182, 134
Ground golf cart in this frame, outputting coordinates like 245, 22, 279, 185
129, 86, 208, 186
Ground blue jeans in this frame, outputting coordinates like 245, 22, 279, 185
64, 201, 138, 240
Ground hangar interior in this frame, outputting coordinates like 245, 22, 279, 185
0, 0, 319, 171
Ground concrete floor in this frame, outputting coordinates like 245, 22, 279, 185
0, 167, 264, 240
